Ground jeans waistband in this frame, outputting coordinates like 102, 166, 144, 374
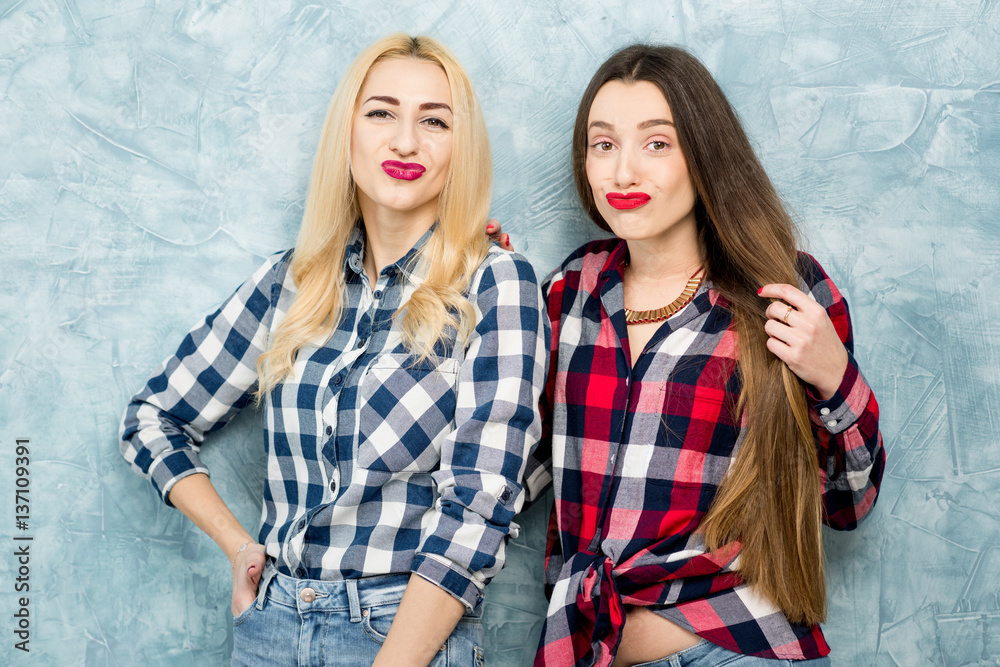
256, 562, 437, 621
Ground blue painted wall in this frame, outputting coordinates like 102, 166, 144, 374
2, 1, 998, 664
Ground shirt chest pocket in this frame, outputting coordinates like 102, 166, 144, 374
654, 382, 735, 487
357, 353, 461, 473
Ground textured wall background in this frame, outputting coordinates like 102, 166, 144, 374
2, 1, 998, 665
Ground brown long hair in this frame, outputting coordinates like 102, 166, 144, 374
571, 45, 825, 625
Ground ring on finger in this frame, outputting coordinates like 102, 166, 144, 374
781, 304, 794, 325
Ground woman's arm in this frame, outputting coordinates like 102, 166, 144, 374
168, 473, 267, 616
119, 252, 287, 610
374, 249, 549, 664
372, 575, 466, 667
758, 256, 885, 530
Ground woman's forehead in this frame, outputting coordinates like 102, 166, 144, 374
359, 57, 452, 106
588, 80, 673, 127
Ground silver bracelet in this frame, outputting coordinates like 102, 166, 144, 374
234, 540, 254, 561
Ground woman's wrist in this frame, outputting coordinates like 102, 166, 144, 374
231, 539, 255, 566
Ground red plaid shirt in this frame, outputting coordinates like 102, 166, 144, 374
523, 239, 884, 666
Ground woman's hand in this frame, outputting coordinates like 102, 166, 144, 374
484, 219, 513, 251
758, 283, 848, 400
231, 542, 267, 617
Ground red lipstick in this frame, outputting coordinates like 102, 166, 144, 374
381, 160, 426, 181
606, 192, 651, 210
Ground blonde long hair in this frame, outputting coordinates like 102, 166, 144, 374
573, 45, 826, 625
256, 34, 491, 396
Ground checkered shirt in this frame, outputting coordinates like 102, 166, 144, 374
524, 239, 885, 666
120, 226, 549, 610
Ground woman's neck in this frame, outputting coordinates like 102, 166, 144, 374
360, 208, 436, 288
623, 234, 704, 286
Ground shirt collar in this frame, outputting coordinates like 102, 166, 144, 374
599, 238, 628, 282
343, 222, 436, 286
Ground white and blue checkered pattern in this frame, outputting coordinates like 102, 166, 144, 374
120, 225, 549, 610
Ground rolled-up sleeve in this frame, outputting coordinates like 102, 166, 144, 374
411, 250, 549, 609
119, 252, 287, 506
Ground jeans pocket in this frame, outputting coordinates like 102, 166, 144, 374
232, 598, 258, 627
361, 601, 399, 645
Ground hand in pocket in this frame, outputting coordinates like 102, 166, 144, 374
232, 543, 267, 617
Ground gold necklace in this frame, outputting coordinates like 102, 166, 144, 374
624, 267, 705, 325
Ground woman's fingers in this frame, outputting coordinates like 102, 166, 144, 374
758, 283, 848, 398
485, 219, 502, 242
484, 219, 515, 251
758, 283, 816, 313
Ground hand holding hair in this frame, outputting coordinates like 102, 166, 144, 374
758, 283, 849, 400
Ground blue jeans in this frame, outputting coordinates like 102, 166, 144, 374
231, 564, 485, 666
632, 639, 832, 667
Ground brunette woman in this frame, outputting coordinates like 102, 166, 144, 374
120, 34, 547, 667
523, 44, 885, 667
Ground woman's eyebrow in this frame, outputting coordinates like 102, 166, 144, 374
361, 97, 452, 114
637, 119, 674, 129
420, 102, 452, 112
363, 95, 399, 105
588, 119, 674, 132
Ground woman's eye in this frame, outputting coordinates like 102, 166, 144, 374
591, 141, 614, 152
366, 110, 391, 119
424, 117, 450, 129
648, 141, 668, 150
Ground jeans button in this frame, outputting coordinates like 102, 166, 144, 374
300, 587, 316, 603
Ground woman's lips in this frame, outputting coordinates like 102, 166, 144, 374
381, 160, 426, 181
606, 192, 651, 210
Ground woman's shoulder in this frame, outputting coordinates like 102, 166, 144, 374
223, 249, 296, 317
468, 243, 543, 295
795, 250, 845, 310
543, 237, 621, 287
245, 249, 295, 290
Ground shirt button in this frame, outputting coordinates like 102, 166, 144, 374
300, 587, 316, 603
373, 290, 382, 299
333, 374, 343, 386
295, 567, 306, 577
826, 419, 838, 428
356, 338, 366, 349
819, 407, 831, 416
325, 425, 332, 436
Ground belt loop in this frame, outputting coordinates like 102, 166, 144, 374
347, 579, 362, 623
256, 563, 277, 611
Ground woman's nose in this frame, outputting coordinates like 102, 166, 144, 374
389, 121, 418, 156
614, 151, 638, 189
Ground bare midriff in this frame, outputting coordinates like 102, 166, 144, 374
611, 606, 701, 667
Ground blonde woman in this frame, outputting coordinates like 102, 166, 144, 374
120, 34, 547, 667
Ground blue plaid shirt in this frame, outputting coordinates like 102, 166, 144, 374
120, 226, 549, 610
